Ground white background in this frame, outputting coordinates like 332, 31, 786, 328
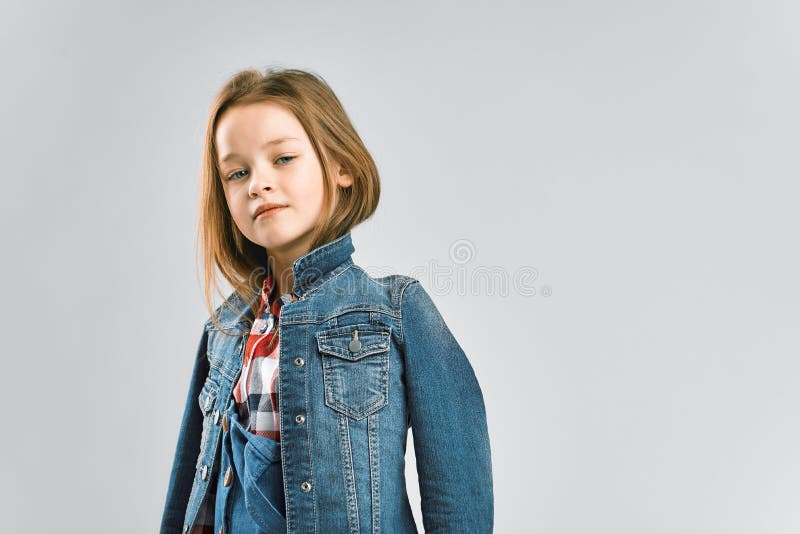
1, 1, 798, 532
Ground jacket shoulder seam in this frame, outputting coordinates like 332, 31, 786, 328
398, 277, 420, 347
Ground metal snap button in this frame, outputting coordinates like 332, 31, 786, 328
295, 414, 305, 424
224, 466, 233, 487
294, 357, 305, 367
348, 329, 361, 352
300, 481, 312, 492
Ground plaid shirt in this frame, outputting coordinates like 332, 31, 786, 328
192, 272, 295, 533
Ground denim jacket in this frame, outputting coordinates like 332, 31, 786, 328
160, 231, 494, 533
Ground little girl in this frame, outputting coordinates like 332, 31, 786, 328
160, 67, 494, 534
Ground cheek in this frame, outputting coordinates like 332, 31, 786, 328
290, 168, 326, 210
225, 189, 251, 227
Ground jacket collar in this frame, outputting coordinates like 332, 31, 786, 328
290, 230, 355, 298
212, 231, 355, 333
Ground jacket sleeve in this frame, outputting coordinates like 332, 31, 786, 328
400, 280, 494, 533
160, 323, 210, 534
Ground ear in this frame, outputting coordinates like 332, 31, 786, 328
333, 162, 354, 189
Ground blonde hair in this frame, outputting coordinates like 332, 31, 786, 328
197, 67, 380, 333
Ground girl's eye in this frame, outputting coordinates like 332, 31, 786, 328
224, 156, 294, 181
226, 169, 247, 181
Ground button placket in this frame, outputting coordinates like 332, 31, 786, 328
216, 400, 236, 532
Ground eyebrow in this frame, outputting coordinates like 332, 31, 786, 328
219, 137, 301, 163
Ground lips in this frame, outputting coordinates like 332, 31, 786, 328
253, 202, 289, 219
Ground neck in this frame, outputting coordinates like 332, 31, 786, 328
263, 230, 318, 298
266, 252, 297, 298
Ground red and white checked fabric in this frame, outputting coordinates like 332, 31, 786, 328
233, 272, 296, 441
191, 272, 295, 533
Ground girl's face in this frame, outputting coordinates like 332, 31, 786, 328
215, 101, 352, 260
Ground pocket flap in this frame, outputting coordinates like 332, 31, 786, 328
197, 379, 219, 415
315, 324, 391, 362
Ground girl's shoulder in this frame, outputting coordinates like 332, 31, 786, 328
331, 264, 423, 304
345, 264, 418, 291
204, 289, 257, 333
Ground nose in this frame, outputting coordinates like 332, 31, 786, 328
248, 167, 274, 197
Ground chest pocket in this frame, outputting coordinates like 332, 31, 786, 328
315, 323, 392, 420
196, 377, 219, 467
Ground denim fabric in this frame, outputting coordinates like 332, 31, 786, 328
161, 231, 494, 533
214, 397, 286, 533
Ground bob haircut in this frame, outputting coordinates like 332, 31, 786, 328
197, 67, 380, 333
